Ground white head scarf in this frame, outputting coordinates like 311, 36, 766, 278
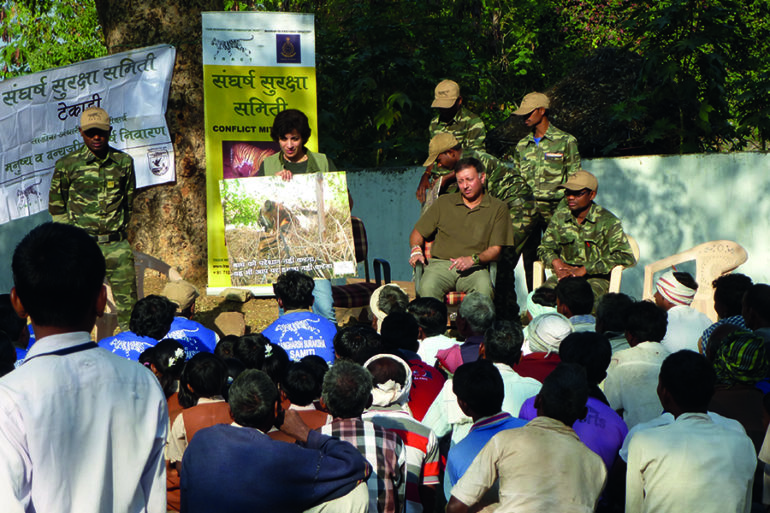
363, 353, 413, 408
655, 270, 696, 306
522, 312, 573, 356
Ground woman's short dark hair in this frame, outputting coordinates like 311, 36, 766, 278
270, 109, 311, 143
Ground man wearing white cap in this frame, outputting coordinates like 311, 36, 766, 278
654, 271, 712, 353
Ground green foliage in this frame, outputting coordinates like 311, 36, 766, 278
221, 179, 261, 227
0, 1, 106, 79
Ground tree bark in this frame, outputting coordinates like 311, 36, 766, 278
94, 0, 223, 285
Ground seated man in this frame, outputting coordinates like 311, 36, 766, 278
595, 292, 634, 354
410, 157, 514, 300
654, 270, 712, 353
537, 170, 636, 301
407, 297, 456, 365
698, 273, 752, 353
436, 292, 496, 374
162, 279, 219, 352
262, 271, 337, 365
743, 283, 770, 343
556, 276, 596, 332
447, 363, 606, 512
181, 369, 371, 513
626, 351, 756, 513
98, 294, 177, 360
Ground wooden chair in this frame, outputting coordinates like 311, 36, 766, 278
642, 240, 748, 322
532, 235, 640, 293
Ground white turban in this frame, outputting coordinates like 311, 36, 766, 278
363, 353, 413, 409
655, 270, 696, 306
523, 312, 573, 356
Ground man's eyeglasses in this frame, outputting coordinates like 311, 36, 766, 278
564, 189, 591, 198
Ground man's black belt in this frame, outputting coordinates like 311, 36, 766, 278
91, 231, 126, 243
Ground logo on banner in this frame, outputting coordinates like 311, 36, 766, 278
211, 35, 254, 62
147, 146, 170, 176
16, 180, 43, 212
276, 34, 301, 64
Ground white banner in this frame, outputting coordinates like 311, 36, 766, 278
0, 44, 176, 224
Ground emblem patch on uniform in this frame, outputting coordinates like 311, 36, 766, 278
147, 146, 170, 176
544, 152, 564, 161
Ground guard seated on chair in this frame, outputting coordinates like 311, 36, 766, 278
409, 157, 514, 301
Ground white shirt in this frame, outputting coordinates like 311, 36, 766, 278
417, 333, 457, 366
660, 305, 712, 353
626, 412, 756, 513
0, 332, 168, 513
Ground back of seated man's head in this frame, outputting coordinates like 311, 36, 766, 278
377, 285, 409, 317
178, 352, 229, 408
129, 295, 177, 340
365, 354, 412, 408
215, 334, 240, 360
655, 270, 698, 310
595, 292, 633, 335
300, 354, 329, 399
321, 360, 372, 419
453, 359, 504, 419
526, 286, 558, 321
558, 332, 612, 386
234, 333, 271, 369
625, 300, 668, 345
228, 369, 279, 432
0, 294, 28, 348
659, 350, 715, 414
273, 270, 314, 311
713, 273, 752, 319
333, 325, 382, 364
483, 320, 524, 368
380, 312, 420, 354
742, 283, 770, 330
556, 277, 594, 317
407, 297, 447, 338
282, 361, 323, 406
12, 222, 105, 330
458, 292, 495, 335
536, 362, 589, 426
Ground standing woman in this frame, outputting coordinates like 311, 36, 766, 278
259, 109, 337, 323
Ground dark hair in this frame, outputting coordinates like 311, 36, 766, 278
381, 312, 420, 353
223, 357, 246, 401
178, 352, 228, 408
322, 360, 372, 418
12, 223, 105, 328
659, 350, 716, 412
456, 157, 485, 176
282, 362, 323, 406
377, 286, 409, 316
556, 277, 594, 316
407, 297, 447, 337
228, 369, 278, 429
531, 286, 557, 308
215, 335, 239, 360
300, 354, 329, 399
138, 338, 186, 398
483, 320, 524, 367
0, 331, 16, 377
273, 271, 314, 311
538, 362, 589, 426
234, 333, 271, 369
595, 292, 633, 334
366, 355, 408, 386
270, 109, 311, 143
262, 341, 290, 386
129, 295, 177, 340
626, 300, 668, 342
453, 360, 504, 418
712, 273, 752, 318
0, 294, 27, 342
673, 271, 698, 291
558, 332, 612, 386
333, 325, 382, 364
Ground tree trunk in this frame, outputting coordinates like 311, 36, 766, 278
94, 0, 223, 285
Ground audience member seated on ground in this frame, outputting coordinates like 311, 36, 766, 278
556, 276, 596, 332
371, 283, 409, 333
514, 312, 572, 382
319, 360, 407, 513
233, 333, 272, 369
300, 354, 329, 409
269, 361, 332, 443
162, 279, 219, 353
261, 342, 290, 387
0, 293, 31, 365
519, 332, 628, 473
436, 292, 496, 374
524, 286, 557, 324
214, 334, 238, 360
698, 273, 752, 354
0, 223, 167, 513
626, 350, 756, 513
407, 297, 456, 365
654, 270, 712, 353
595, 292, 634, 354
380, 311, 446, 422
537, 169, 636, 301
444, 360, 528, 502
363, 354, 440, 513
446, 363, 607, 513
424, 320, 542, 448
333, 324, 384, 365
97, 294, 177, 360
180, 369, 372, 513
604, 300, 669, 429
168, 352, 230, 471
262, 271, 337, 365
409, 157, 514, 300
0, 332, 16, 377
742, 283, 770, 344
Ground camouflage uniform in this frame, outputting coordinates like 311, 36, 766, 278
537, 201, 636, 300
429, 106, 486, 184
506, 123, 581, 290
49, 144, 137, 330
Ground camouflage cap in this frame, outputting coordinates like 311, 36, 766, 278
80, 107, 111, 131
162, 279, 200, 312
423, 132, 459, 167
513, 92, 550, 116
558, 170, 598, 192
432, 79, 461, 109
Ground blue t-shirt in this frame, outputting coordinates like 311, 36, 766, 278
98, 318, 215, 361
97, 331, 157, 361
261, 310, 337, 365
13, 325, 36, 368
166, 317, 218, 353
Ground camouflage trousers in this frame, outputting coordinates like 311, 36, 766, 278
99, 238, 137, 331
494, 207, 537, 322
519, 200, 562, 291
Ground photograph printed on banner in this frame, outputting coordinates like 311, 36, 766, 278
220, 171, 356, 286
